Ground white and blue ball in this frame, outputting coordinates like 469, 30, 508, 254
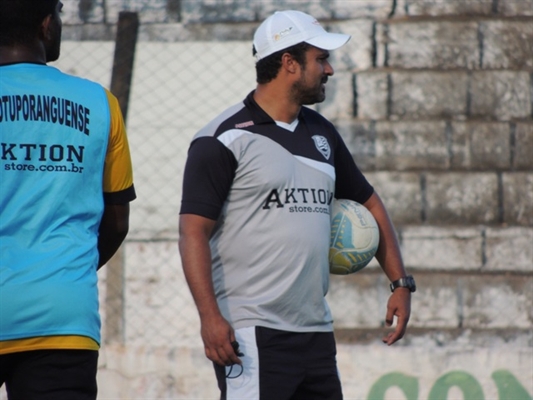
329, 199, 380, 275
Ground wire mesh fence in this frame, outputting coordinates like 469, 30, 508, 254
53, 2, 352, 350
51, 4, 533, 350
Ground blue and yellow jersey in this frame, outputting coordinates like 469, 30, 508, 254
0, 63, 136, 354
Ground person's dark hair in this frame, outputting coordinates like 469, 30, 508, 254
254, 42, 312, 84
0, 0, 59, 46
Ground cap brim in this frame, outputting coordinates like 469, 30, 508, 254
305, 32, 351, 51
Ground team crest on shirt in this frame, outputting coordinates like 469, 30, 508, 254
312, 135, 331, 160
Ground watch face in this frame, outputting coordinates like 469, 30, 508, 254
406, 276, 416, 292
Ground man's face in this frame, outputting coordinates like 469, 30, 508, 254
45, 1, 63, 62
290, 46, 334, 105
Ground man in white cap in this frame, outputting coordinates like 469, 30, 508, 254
179, 10, 413, 399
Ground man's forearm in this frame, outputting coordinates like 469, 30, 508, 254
179, 234, 221, 320
97, 204, 130, 269
178, 214, 222, 320
97, 231, 127, 269
364, 192, 407, 281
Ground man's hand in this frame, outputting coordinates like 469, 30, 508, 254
382, 288, 411, 345
201, 314, 242, 367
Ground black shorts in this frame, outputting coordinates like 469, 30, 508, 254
0, 349, 98, 400
214, 326, 343, 400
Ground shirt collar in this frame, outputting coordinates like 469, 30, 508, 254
243, 90, 305, 125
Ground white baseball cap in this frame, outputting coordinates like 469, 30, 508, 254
253, 10, 351, 61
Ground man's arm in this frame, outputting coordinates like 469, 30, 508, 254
178, 213, 242, 366
97, 203, 130, 269
363, 191, 412, 345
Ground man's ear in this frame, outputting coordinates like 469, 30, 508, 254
281, 52, 300, 74
39, 14, 53, 41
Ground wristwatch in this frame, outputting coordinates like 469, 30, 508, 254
390, 275, 416, 293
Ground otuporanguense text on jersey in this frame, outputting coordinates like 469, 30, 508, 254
0, 93, 91, 135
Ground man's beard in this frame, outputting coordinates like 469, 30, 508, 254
45, 27, 62, 62
290, 75, 327, 105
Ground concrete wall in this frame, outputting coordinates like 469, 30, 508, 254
2, 1, 531, 399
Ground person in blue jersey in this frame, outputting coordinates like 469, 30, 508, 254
179, 10, 415, 400
0, 0, 136, 399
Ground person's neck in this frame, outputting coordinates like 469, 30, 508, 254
0, 45, 47, 66
253, 84, 301, 124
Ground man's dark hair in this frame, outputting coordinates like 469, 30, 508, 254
254, 42, 312, 84
0, 0, 59, 46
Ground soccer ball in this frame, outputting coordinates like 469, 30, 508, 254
329, 199, 380, 275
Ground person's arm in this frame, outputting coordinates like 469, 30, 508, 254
97, 89, 135, 269
97, 203, 130, 269
363, 191, 411, 345
178, 213, 242, 366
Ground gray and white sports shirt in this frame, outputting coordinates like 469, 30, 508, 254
180, 91, 373, 333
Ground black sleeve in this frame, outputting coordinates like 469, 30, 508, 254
179, 136, 238, 220
333, 132, 374, 204
103, 185, 137, 205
